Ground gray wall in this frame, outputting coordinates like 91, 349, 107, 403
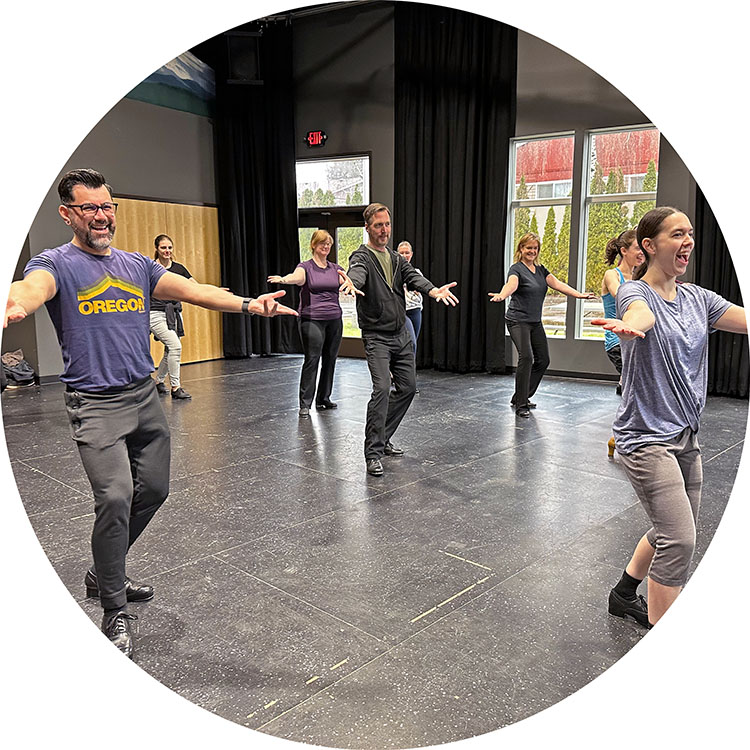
293, 3, 395, 209
7, 97, 216, 379
513, 30, 697, 377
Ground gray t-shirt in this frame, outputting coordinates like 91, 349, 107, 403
613, 280, 732, 453
505, 262, 550, 323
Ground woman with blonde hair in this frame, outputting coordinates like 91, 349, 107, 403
269, 230, 356, 417
489, 232, 595, 417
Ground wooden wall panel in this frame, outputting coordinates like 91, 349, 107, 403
116, 198, 223, 367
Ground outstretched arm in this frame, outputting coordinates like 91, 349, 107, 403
714, 305, 747, 334
153, 272, 298, 317
488, 275, 519, 303
267, 267, 306, 286
546, 274, 597, 300
4, 270, 57, 327
591, 299, 654, 340
338, 269, 364, 297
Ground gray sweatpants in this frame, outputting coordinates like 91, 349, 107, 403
64, 376, 170, 610
618, 427, 702, 588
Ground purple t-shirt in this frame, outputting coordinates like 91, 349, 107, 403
296, 259, 343, 320
24, 242, 166, 391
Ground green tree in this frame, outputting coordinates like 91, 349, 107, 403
529, 211, 539, 236
349, 184, 363, 205
632, 158, 657, 227
298, 228, 315, 262
299, 188, 314, 208
557, 203, 571, 280
513, 175, 531, 248
541, 206, 566, 281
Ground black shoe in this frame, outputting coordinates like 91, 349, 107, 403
516, 406, 531, 418
316, 399, 338, 409
299, 407, 310, 418
608, 588, 651, 628
155, 382, 168, 396
85, 570, 154, 603
171, 387, 191, 400
510, 398, 536, 409
616, 384, 623, 396
384, 442, 404, 456
366, 458, 384, 476
101, 611, 137, 658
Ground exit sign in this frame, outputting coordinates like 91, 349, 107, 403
304, 130, 327, 148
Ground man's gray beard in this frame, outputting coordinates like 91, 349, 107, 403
77, 224, 114, 251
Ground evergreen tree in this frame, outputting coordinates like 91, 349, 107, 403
350, 184, 363, 205
299, 188, 314, 208
529, 211, 539, 236
632, 159, 657, 227
556, 204, 572, 284
541, 206, 565, 281
513, 175, 531, 247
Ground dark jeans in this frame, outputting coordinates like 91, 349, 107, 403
362, 326, 416, 460
507, 320, 550, 407
63, 377, 170, 611
405, 308, 422, 355
298, 317, 343, 408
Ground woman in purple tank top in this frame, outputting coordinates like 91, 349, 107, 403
269, 231, 354, 417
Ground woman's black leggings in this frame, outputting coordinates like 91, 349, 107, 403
298, 317, 343, 408
506, 320, 550, 407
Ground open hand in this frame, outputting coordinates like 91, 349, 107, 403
431, 282, 459, 306
338, 269, 364, 297
488, 292, 503, 303
250, 290, 298, 317
591, 317, 646, 340
4, 298, 28, 328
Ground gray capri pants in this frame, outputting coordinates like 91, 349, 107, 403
618, 427, 702, 588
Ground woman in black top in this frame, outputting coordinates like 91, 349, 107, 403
149, 234, 196, 400
489, 232, 595, 417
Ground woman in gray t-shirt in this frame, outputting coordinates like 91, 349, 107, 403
489, 232, 594, 417
593, 207, 746, 629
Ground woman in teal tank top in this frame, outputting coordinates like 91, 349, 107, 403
601, 229, 643, 455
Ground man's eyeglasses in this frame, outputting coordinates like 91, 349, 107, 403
65, 202, 118, 216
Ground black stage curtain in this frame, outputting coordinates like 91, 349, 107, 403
693, 188, 748, 398
209, 21, 301, 357
394, 3, 516, 373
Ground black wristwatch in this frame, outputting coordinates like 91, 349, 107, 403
241, 298, 255, 315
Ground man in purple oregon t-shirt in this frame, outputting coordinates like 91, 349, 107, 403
4, 168, 298, 658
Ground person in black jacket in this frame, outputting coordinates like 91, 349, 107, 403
343, 203, 458, 476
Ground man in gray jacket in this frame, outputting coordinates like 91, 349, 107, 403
344, 203, 458, 476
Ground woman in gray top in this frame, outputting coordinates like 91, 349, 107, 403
593, 207, 746, 628
489, 232, 594, 417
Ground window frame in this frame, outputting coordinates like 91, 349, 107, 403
295, 152, 372, 211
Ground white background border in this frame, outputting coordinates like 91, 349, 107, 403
2, 2, 747, 748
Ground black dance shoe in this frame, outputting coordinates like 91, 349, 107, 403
85, 570, 154, 603
510, 398, 536, 409
384, 442, 404, 456
515, 406, 531, 418
366, 458, 384, 476
155, 382, 168, 396
316, 400, 338, 409
608, 588, 651, 628
101, 611, 137, 658
299, 407, 310, 418
171, 387, 192, 399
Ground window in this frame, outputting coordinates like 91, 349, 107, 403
508, 134, 575, 338
296, 155, 370, 208
578, 127, 659, 339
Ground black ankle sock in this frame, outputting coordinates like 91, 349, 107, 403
103, 606, 126, 619
613, 570, 642, 600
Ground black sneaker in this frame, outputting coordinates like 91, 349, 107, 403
171, 387, 192, 400
316, 399, 338, 409
608, 588, 651, 628
155, 382, 168, 396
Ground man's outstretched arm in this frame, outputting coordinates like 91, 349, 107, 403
4, 270, 57, 327
153, 271, 298, 317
